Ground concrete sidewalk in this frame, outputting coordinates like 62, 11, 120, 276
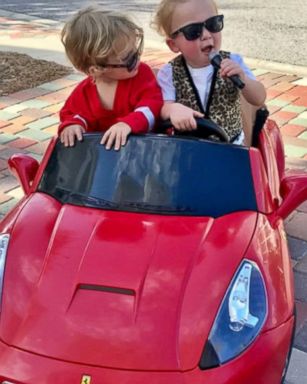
0, 9, 307, 384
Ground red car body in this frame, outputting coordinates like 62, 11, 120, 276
0, 119, 306, 384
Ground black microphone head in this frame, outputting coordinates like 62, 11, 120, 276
209, 50, 246, 89
209, 50, 222, 69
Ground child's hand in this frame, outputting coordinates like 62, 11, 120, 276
60, 124, 85, 147
169, 103, 204, 131
220, 58, 246, 83
101, 122, 132, 150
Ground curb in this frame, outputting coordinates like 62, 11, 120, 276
245, 58, 307, 78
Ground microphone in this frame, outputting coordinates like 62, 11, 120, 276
209, 51, 245, 90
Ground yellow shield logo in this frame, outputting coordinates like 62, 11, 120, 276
81, 375, 91, 384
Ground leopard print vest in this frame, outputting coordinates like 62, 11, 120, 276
170, 51, 242, 141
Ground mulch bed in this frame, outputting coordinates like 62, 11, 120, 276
0, 51, 72, 96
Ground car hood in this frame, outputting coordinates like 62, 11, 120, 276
1, 193, 257, 371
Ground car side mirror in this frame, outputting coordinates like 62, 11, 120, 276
275, 172, 307, 221
8, 154, 39, 195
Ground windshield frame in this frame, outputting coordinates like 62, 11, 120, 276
38, 134, 257, 217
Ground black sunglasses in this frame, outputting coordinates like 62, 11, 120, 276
97, 35, 143, 72
171, 15, 224, 41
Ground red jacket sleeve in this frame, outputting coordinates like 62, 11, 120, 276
117, 63, 163, 133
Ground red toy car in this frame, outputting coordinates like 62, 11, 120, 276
0, 117, 307, 384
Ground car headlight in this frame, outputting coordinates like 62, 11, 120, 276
199, 260, 267, 369
0, 234, 10, 305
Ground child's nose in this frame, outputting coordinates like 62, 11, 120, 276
200, 26, 211, 40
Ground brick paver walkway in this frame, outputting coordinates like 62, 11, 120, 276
0, 11, 307, 383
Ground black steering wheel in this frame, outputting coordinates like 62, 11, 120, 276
157, 117, 229, 143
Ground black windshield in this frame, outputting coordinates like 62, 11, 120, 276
38, 134, 257, 217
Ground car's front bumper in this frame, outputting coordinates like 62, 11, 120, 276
0, 316, 294, 384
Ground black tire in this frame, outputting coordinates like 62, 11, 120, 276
281, 308, 296, 383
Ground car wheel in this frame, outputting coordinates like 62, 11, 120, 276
281, 308, 296, 383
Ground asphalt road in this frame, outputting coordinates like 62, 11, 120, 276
0, 0, 306, 67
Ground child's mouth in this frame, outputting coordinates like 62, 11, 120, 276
201, 45, 214, 54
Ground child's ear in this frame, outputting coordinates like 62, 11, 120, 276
166, 37, 180, 53
88, 65, 105, 83
88, 65, 101, 76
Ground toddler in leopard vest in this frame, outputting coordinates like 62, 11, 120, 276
154, 0, 266, 145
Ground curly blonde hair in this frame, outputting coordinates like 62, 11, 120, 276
153, 0, 218, 37
61, 6, 143, 73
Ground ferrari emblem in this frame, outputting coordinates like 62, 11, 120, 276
81, 375, 91, 384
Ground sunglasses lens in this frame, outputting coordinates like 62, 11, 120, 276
126, 52, 138, 72
206, 15, 224, 33
182, 24, 203, 40
126, 37, 142, 71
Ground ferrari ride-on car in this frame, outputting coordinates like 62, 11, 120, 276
0, 115, 307, 384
